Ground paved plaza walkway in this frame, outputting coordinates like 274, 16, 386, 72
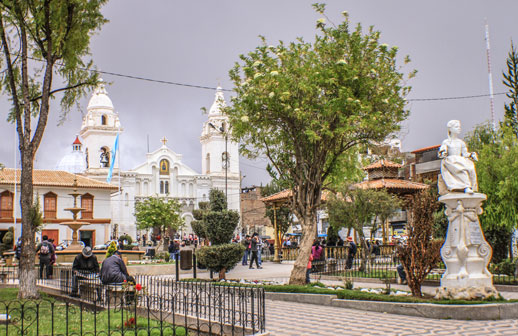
190, 262, 518, 335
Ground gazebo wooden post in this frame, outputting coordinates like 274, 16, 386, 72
273, 202, 281, 263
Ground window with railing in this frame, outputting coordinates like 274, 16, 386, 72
0, 191, 13, 218
81, 194, 94, 219
44, 192, 57, 219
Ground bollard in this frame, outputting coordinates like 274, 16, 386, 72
175, 254, 180, 281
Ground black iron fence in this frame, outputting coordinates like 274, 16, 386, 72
30, 266, 265, 335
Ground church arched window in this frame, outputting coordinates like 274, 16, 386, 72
159, 159, 170, 175
101, 115, 107, 125
165, 181, 169, 194
206, 153, 210, 174
160, 181, 164, 194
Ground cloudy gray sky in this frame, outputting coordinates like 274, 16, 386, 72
1, 0, 517, 187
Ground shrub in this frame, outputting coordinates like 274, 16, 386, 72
491, 258, 516, 276
196, 244, 245, 279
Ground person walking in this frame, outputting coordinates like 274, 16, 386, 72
306, 253, 314, 284
36, 235, 55, 279
345, 236, 357, 269
257, 236, 263, 266
241, 235, 251, 266
249, 233, 262, 269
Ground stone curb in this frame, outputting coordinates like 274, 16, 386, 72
265, 292, 518, 320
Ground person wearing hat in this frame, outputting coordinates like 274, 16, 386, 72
71, 246, 100, 297
100, 250, 134, 285
345, 236, 357, 269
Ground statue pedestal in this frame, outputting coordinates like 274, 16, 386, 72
435, 193, 498, 300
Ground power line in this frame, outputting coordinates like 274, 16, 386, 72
23, 54, 508, 102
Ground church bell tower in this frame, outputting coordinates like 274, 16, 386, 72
80, 79, 122, 180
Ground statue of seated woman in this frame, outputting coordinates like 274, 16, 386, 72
438, 120, 478, 194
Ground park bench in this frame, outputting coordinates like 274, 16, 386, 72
0, 272, 8, 283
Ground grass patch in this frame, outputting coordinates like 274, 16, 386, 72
0, 288, 185, 336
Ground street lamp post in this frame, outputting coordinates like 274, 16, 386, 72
208, 122, 228, 200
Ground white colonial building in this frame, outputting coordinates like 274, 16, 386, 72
55, 81, 240, 240
0, 169, 117, 246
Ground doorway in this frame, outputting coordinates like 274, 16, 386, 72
79, 230, 96, 247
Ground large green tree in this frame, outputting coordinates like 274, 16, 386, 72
134, 196, 184, 251
465, 123, 518, 262
225, 4, 413, 284
0, 0, 107, 298
503, 42, 518, 139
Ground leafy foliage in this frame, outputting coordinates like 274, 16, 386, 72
465, 123, 518, 262
225, 3, 413, 284
195, 244, 245, 277
134, 196, 184, 233
327, 186, 400, 271
191, 201, 209, 240
503, 42, 518, 138
0, 0, 107, 299
397, 191, 443, 297
194, 189, 241, 279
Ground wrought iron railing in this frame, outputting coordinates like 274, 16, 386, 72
30, 267, 266, 335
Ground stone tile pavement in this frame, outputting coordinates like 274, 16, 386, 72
265, 299, 518, 336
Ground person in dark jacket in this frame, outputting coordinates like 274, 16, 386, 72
345, 236, 357, 269
100, 251, 133, 285
249, 233, 262, 269
36, 235, 55, 279
71, 246, 100, 297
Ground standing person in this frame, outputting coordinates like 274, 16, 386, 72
257, 236, 263, 266
142, 234, 147, 246
306, 252, 314, 284
345, 236, 357, 269
36, 235, 55, 279
311, 241, 324, 272
241, 235, 251, 266
71, 246, 100, 297
14, 238, 22, 261
249, 233, 262, 269
48, 239, 57, 279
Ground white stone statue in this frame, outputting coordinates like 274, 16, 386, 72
438, 120, 478, 194
435, 120, 498, 300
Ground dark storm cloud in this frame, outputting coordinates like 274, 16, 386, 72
0, 0, 516, 187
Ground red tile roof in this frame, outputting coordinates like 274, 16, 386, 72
260, 189, 330, 204
363, 159, 402, 170
72, 136, 82, 145
0, 169, 118, 190
411, 145, 440, 154
353, 179, 429, 192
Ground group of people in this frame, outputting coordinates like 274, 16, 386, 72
241, 233, 263, 269
306, 236, 357, 283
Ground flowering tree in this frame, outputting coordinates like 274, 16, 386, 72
225, 4, 413, 284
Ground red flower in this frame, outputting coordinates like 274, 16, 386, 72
135, 284, 142, 291
123, 280, 127, 283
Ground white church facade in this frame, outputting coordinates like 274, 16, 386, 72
57, 81, 240, 240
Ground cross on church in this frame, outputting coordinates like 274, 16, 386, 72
161, 136, 168, 146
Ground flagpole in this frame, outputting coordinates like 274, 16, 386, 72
13, 124, 18, 238
118, 126, 122, 238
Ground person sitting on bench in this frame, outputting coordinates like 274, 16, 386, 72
71, 246, 100, 297
100, 250, 134, 285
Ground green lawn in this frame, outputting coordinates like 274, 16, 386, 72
0, 288, 185, 336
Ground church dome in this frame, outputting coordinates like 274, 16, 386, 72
56, 137, 87, 174
87, 79, 114, 111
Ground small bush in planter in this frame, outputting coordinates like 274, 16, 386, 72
196, 244, 245, 279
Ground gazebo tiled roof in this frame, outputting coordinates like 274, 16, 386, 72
363, 159, 402, 170
353, 178, 429, 193
0, 169, 118, 190
260, 189, 330, 205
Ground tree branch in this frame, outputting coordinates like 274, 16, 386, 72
30, 81, 91, 102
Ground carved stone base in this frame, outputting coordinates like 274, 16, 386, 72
435, 286, 499, 301
439, 193, 493, 289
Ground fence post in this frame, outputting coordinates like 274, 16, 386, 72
192, 251, 197, 279
175, 254, 180, 281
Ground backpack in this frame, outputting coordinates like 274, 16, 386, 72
40, 243, 50, 255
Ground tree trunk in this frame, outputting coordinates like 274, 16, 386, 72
219, 268, 226, 280
18, 149, 38, 299
289, 212, 316, 285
